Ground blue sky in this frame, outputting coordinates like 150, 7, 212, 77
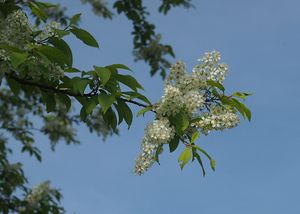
15, 0, 300, 213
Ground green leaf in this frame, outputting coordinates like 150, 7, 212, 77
230, 98, 252, 121
98, 94, 116, 113
9, 52, 28, 68
207, 80, 225, 92
70, 27, 99, 48
28, 2, 48, 22
122, 91, 151, 105
169, 111, 189, 135
191, 131, 200, 143
232, 98, 251, 121
54, 29, 70, 38
192, 149, 206, 176
137, 106, 152, 117
116, 74, 144, 91
232, 92, 252, 100
56, 94, 71, 112
70, 13, 81, 25
48, 38, 73, 67
117, 99, 133, 128
0, 43, 25, 53
41, 92, 56, 113
65, 67, 81, 73
210, 159, 216, 171
85, 96, 98, 114
106, 64, 132, 72
178, 147, 192, 170
155, 144, 163, 165
169, 136, 180, 153
6, 77, 21, 96
35, 1, 57, 8
193, 145, 215, 171
60, 77, 90, 95
94, 66, 111, 86
113, 103, 124, 125
37, 45, 69, 67
102, 108, 118, 130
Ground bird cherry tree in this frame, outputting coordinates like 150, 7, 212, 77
0, 0, 251, 213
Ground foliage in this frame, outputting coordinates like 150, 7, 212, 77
0, 0, 251, 213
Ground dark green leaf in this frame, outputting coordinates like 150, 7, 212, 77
48, 38, 73, 67
70, 27, 99, 48
137, 106, 152, 117
37, 45, 69, 66
116, 74, 144, 91
192, 149, 206, 176
54, 29, 70, 38
6, 77, 20, 96
169, 136, 180, 153
113, 103, 124, 125
60, 77, 90, 95
56, 94, 71, 112
193, 145, 215, 171
207, 80, 225, 92
85, 96, 98, 114
117, 99, 133, 128
94, 66, 111, 86
155, 144, 163, 165
122, 91, 151, 105
41, 92, 56, 113
106, 64, 132, 72
98, 94, 116, 113
70, 13, 81, 25
28, 2, 48, 22
103, 108, 118, 130
169, 111, 189, 135
9, 52, 28, 68
65, 67, 81, 73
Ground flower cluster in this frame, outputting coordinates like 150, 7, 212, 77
0, 10, 66, 82
135, 51, 240, 175
0, 10, 32, 49
25, 181, 51, 208
134, 118, 174, 175
37, 21, 61, 40
191, 106, 240, 135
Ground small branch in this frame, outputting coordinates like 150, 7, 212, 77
7, 74, 150, 108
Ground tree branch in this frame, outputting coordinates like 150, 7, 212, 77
7, 74, 150, 108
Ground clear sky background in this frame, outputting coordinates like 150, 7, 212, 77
14, 0, 300, 213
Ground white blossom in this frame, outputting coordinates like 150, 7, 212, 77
135, 51, 239, 175
38, 21, 61, 40
183, 90, 205, 114
134, 140, 157, 175
0, 10, 32, 48
25, 181, 51, 208
144, 117, 175, 144
191, 106, 240, 134
134, 118, 174, 175
155, 85, 183, 116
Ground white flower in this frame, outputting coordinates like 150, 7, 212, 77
156, 85, 183, 116
0, 10, 32, 48
144, 117, 175, 144
191, 106, 240, 134
134, 139, 157, 175
38, 21, 61, 40
25, 181, 51, 207
168, 60, 186, 81
134, 118, 174, 175
183, 90, 205, 113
